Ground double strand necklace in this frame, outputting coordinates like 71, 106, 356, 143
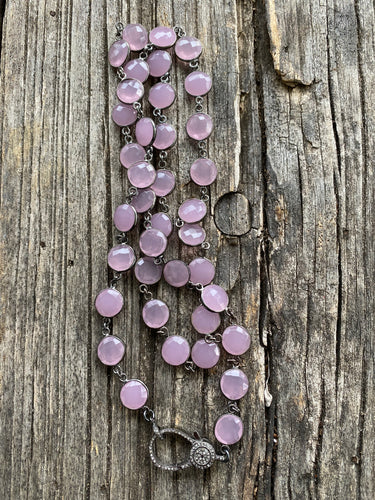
94, 23, 251, 472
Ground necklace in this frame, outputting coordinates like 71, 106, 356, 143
94, 22, 251, 472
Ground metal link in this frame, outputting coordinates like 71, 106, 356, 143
115, 22, 124, 40
220, 445, 230, 462
200, 186, 209, 202
225, 307, 239, 324
102, 317, 111, 336
116, 66, 127, 80
133, 101, 143, 119
121, 126, 133, 145
175, 217, 184, 227
228, 402, 241, 415
189, 58, 199, 69
160, 72, 170, 83
195, 96, 204, 113
158, 150, 168, 168
139, 284, 153, 301
173, 26, 186, 38
154, 255, 165, 265
184, 360, 196, 372
198, 140, 208, 158
143, 406, 156, 422
204, 333, 222, 344
201, 241, 211, 250
144, 146, 154, 162
113, 364, 128, 383
116, 232, 128, 244
143, 211, 152, 229
158, 196, 169, 213
153, 108, 167, 124
139, 43, 154, 60
110, 272, 123, 288
156, 326, 169, 336
125, 186, 138, 204
227, 356, 243, 368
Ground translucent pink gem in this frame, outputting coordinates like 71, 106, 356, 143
151, 169, 175, 196
220, 368, 249, 400
175, 36, 202, 61
97, 336, 125, 366
120, 143, 146, 168
222, 325, 251, 355
120, 379, 148, 410
151, 212, 172, 237
201, 285, 229, 312
112, 103, 137, 126
178, 198, 207, 223
161, 335, 190, 366
191, 339, 220, 369
149, 83, 175, 109
139, 228, 167, 257
130, 188, 156, 213
153, 123, 177, 150
214, 414, 243, 445
113, 204, 137, 232
147, 50, 172, 77
149, 26, 177, 48
108, 39, 130, 67
117, 78, 144, 104
134, 256, 163, 284
191, 305, 220, 334
142, 299, 169, 328
163, 260, 190, 287
178, 223, 206, 246
127, 161, 156, 188
123, 58, 149, 82
188, 258, 215, 286
184, 71, 212, 96
107, 244, 136, 272
135, 117, 156, 147
190, 158, 217, 186
122, 24, 148, 51
95, 288, 123, 317
186, 113, 213, 140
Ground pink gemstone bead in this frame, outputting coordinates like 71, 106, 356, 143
107, 244, 136, 272
178, 198, 207, 223
142, 299, 169, 328
222, 325, 251, 355
191, 339, 220, 369
130, 188, 156, 213
161, 335, 190, 366
151, 212, 173, 237
120, 379, 148, 409
117, 78, 144, 104
191, 305, 220, 334
214, 414, 243, 445
149, 26, 177, 48
122, 24, 148, 51
113, 204, 137, 232
147, 50, 172, 77
149, 83, 175, 109
120, 143, 146, 168
178, 223, 206, 246
163, 260, 190, 287
97, 336, 125, 366
123, 58, 149, 83
190, 158, 217, 186
112, 103, 137, 126
186, 113, 213, 140
135, 117, 156, 147
127, 161, 156, 188
108, 39, 130, 67
220, 368, 249, 400
175, 36, 202, 61
139, 228, 167, 257
134, 256, 163, 284
184, 71, 212, 96
153, 123, 177, 150
151, 169, 175, 196
95, 288, 123, 317
188, 258, 215, 286
201, 284, 229, 312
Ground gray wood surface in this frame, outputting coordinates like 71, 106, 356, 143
0, 0, 374, 499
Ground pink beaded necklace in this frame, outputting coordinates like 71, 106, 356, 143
95, 22, 251, 471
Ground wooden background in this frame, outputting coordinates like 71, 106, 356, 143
1, 0, 374, 498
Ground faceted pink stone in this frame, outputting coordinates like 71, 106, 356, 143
220, 368, 249, 400
222, 325, 251, 355
191, 305, 220, 334
151, 169, 175, 196
201, 284, 229, 312
186, 113, 213, 140
161, 335, 190, 366
149, 26, 177, 48
147, 50, 172, 77
122, 23, 148, 51
112, 103, 137, 126
123, 58, 149, 82
113, 204, 137, 232
151, 212, 173, 237
107, 244, 136, 272
184, 71, 212, 96
139, 228, 167, 256
163, 260, 190, 287
135, 117, 156, 147
188, 258, 215, 286
120, 143, 146, 168
127, 161, 156, 188
190, 158, 217, 186
214, 414, 243, 445
178, 223, 206, 246
178, 198, 207, 223
148, 83, 175, 109
95, 288, 123, 317
153, 123, 177, 150
97, 335, 125, 366
134, 256, 163, 284
191, 339, 220, 369
117, 78, 144, 104
142, 299, 169, 328
175, 36, 202, 61
130, 188, 156, 213
108, 39, 130, 67
120, 379, 148, 410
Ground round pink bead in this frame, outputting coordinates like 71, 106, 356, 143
163, 260, 190, 287
190, 158, 217, 186
127, 161, 156, 188
135, 117, 156, 147
175, 36, 202, 61
111, 103, 137, 126
214, 414, 243, 445
188, 258, 215, 286
139, 228, 167, 257
178, 198, 207, 223
191, 305, 220, 334
113, 204, 137, 232
151, 212, 172, 237
147, 50, 172, 77
151, 169, 175, 196
117, 78, 144, 104
153, 123, 177, 150
107, 244, 136, 272
178, 223, 206, 246
142, 299, 169, 328
186, 113, 213, 140
149, 83, 175, 109
191, 339, 220, 369
120, 143, 146, 168
108, 39, 130, 67
184, 71, 212, 96
134, 257, 163, 284
122, 24, 148, 51
95, 288, 123, 317
120, 379, 148, 409
220, 368, 249, 400
222, 325, 251, 355
123, 58, 149, 83
149, 26, 177, 48
130, 188, 156, 213
97, 336, 125, 366
201, 285, 229, 312
161, 335, 190, 366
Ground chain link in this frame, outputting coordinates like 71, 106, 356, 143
102, 317, 111, 336
173, 26, 186, 38
158, 150, 168, 168
201, 241, 211, 250
198, 140, 208, 158
139, 43, 154, 60
116, 232, 128, 244
113, 364, 128, 383
116, 66, 127, 81
139, 284, 153, 301
122, 126, 133, 144
195, 96, 204, 112
115, 22, 124, 40
153, 108, 167, 124
158, 196, 169, 213
110, 272, 122, 288
184, 360, 196, 372
228, 402, 241, 415
133, 101, 143, 119
189, 58, 199, 69
125, 186, 138, 204
204, 333, 222, 344
200, 186, 209, 202
160, 72, 170, 83
143, 406, 156, 422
